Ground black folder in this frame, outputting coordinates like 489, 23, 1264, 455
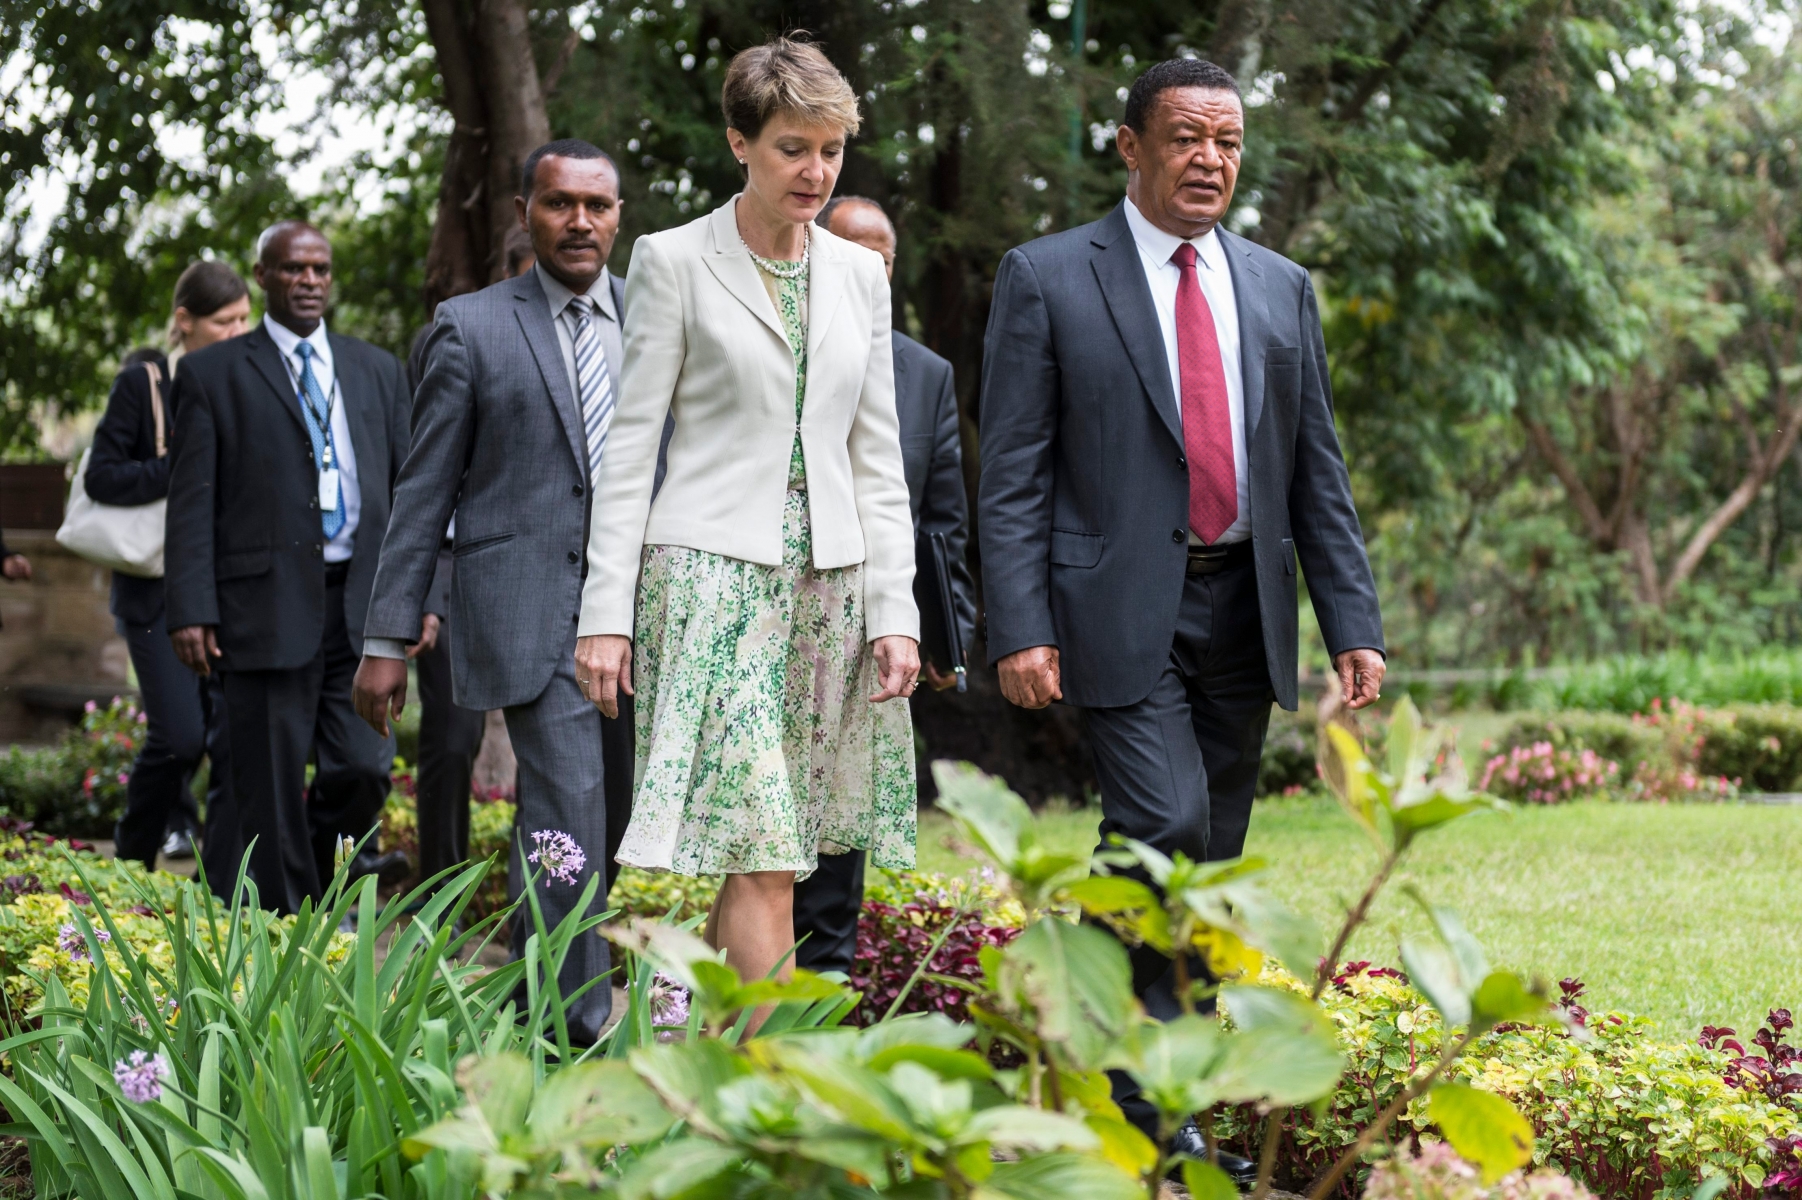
914, 530, 968, 692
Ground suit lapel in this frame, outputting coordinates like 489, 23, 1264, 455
513, 272, 590, 476
245, 328, 310, 440
805, 239, 846, 368
890, 332, 914, 434
1090, 205, 1183, 447
701, 199, 790, 346
1220, 228, 1269, 441
328, 334, 381, 489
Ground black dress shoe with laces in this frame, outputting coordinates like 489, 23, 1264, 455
1169, 1121, 1261, 1189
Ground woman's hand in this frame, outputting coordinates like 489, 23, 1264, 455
869, 635, 922, 703
575, 634, 634, 718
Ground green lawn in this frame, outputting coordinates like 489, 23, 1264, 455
914, 796, 1802, 1041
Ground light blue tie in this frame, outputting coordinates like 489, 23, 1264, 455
570, 298, 615, 488
295, 342, 345, 539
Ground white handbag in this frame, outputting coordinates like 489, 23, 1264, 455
56, 362, 169, 579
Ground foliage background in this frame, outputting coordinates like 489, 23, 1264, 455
6, 0, 1802, 682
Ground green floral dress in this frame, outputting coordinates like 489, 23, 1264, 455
616, 245, 917, 880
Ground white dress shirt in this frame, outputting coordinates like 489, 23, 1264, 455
537, 262, 623, 432
1122, 197, 1251, 544
263, 314, 362, 563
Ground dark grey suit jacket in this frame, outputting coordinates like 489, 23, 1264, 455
164, 326, 411, 670
977, 202, 1383, 712
894, 331, 976, 661
364, 269, 627, 711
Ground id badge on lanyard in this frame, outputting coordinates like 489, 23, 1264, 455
288, 354, 342, 512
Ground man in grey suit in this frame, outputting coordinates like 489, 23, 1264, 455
978, 59, 1387, 1150
352, 139, 632, 1044
792, 196, 978, 977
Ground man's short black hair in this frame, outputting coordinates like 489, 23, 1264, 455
1123, 59, 1242, 132
815, 194, 894, 235
520, 139, 619, 199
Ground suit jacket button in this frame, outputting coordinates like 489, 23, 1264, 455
572, 484, 584, 497
1172, 529, 1185, 544
1177, 455, 1186, 469
567, 551, 580, 564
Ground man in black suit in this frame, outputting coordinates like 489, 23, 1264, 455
793, 196, 978, 977
978, 60, 1386, 1151
166, 220, 413, 913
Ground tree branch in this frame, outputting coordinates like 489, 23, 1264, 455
1662, 400, 1802, 600
541, 24, 582, 98
1339, 0, 1453, 126
1518, 410, 1613, 546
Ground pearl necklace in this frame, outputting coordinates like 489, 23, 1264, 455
741, 225, 810, 279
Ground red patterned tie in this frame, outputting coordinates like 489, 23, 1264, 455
1171, 242, 1237, 544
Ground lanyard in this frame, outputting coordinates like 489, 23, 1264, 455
280, 349, 341, 470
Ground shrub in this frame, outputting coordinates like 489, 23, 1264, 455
1488, 711, 1665, 781
1693, 706, 1802, 793
1261, 706, 1320, 795
848, 896, 1019, 1024
0, 696, 146, 837
1477, 743, 1620, 804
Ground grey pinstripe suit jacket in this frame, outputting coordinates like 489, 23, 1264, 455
365, 268, 626, 711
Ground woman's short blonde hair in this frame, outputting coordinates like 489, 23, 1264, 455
721, 36, 861, 140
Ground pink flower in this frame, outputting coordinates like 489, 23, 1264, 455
113, 1051, 170, 1103
83, 700, 97, 714
527, 830, 586, 887
116, 772, 129, 786
58, 922, 109, 962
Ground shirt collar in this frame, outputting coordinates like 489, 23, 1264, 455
1123, 197, 1227, 274
536, 262, 616, 324
263, 314, 332, 367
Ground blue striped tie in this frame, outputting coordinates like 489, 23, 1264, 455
570, 298, 615, 489
295, 342, 344, 539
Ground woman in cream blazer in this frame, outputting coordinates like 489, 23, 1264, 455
576, 37, 919, 1015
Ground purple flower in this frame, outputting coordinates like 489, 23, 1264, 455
527, 830, 586, 887
58, 922, 110, 962
83, 700, 97, 714
113, 1051, 170, 1103
649, 971, 691, 1028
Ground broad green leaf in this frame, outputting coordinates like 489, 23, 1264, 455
1061, 875, 1161, 915
1430, 1082, 1534, 1182
1000, 919, 1134, 1068
1470, 972, 1555, 1029
854, 1013, 974, 1059
527, 1059, 677, 1146
1222, 887, 1323, 981
628, 1040, 754, 1140
965, 1105, 1099, 1152
1206, 1021, 1344, 1107
868, 1045, 994, 1082
1400, 938, 1472, 1027
890, 1061, 975, 1135
460, 1052, 534, 1137
975, 1152, 1143, 1200
1087, 1114, 1159, 1176
1185, 1160, 1242, 1200
612, 1137, 745, 1200
1387, 696, 1425, 786
1110, 1015, 1223, 1120
933, 761, 1033, 872
1219, 985, 1332, 1034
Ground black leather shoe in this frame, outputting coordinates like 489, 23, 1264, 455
1170, 1121, 1260, 1189
347, 850, 413, 888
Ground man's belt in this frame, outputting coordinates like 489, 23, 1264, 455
1185, 539, 1254, 576
325, 560, 351, 587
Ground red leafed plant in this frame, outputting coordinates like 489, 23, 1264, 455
1699, 1009, 1802, 1107
848, 899, 1018, 1025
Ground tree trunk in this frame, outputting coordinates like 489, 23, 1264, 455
420, 0, 552, 312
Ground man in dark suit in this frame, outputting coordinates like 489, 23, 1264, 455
351, 140, 633, 1045
165, 220, 413, 913
978, 59, 1387, 1151
792, 195, 978, 977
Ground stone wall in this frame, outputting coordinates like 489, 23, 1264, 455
0, 530, 132, 745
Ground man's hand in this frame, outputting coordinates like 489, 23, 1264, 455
353, 655, 410, 736
1334, 648, 1386, 710
922, 660, 958, 691
407, 613, 442, 659
870, 635, 922, 702
170, 625, 221, 676
998, 645, 1061, 710
1, 554, 32, 582
576, 634, 633, 718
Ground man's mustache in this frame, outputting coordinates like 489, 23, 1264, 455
558, 237, 599, 251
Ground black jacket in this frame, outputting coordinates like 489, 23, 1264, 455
893, 331, 977, 664
164, 324, 411, 671
87, 356, 173, 626
977, 203, 1383, 711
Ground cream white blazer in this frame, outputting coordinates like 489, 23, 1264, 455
579, 198, 920, 643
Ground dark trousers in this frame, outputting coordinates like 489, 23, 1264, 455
414, 612, 484, 881
793, 849, 866, 975
113, 611, 205, 869
207, 567, 394, 914
1085, 559, 1274, 1137
501, 643, 635, 1044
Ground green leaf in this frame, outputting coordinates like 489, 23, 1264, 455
527, 1059, 677, 1146
300, 1127, 335, 1200
1110, 1015, 1224, 1121
1400, 938, 1471, 1027
1086, 1114, 1158, 1177
1430, 1082, 1534, 1182
855, 1013, 974, 1059
1221, 890, 1324, 984
461, 1052, 534, 1138
964, 1105, 1099, 1153
1184, 1160, 1242, 1200
868, 1045, 994, 1082
1387, 696, 1425, 786
1207, 1020, 1344, 1107
932, 761, 1033, 872
1000, 919, 1134, 1068
1470, 972, 1555, 1029
612, 1137, 745, 1200
976, 1153, 1144, 1200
